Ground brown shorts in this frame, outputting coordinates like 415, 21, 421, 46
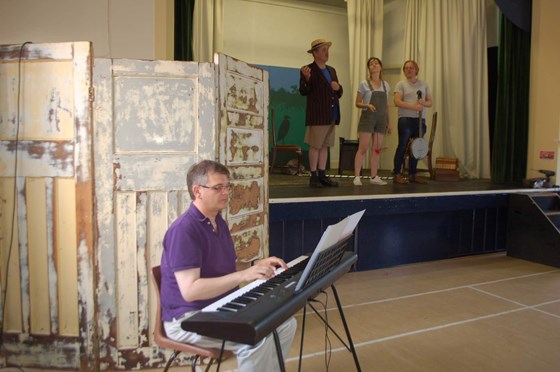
304, 124, 336, 149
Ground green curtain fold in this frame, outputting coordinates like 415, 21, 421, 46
174, 0, 195, 61
491, 14, 531, 184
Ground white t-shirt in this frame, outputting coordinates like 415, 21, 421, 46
357, 80, 391, 110
394, 79, 431, 119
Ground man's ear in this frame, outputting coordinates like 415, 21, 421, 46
192, 184, 202, 199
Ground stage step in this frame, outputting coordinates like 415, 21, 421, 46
507, 192, 560, 267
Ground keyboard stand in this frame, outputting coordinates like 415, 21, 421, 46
297, 284, 362, 372
214, 329, 287, 372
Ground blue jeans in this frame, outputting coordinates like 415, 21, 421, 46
393, 116, 426, 176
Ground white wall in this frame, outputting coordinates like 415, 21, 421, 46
0, 0, 156, 59
528, 0, 560, 180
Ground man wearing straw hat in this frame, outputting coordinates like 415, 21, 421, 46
299, 38, 343, 188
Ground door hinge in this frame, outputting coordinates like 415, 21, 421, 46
89, 86, 95, 102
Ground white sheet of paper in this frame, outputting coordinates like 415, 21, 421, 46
341, 209, 366, 238
314, 209, 365, 252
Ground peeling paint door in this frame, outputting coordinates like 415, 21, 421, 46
0, 49, 268, 369
92, 58, 217, 368
216, 53, 269, 262
0, 42, 96, 369
92, 54, 269, 369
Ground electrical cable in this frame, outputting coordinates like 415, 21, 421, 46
311, 290, 332, 371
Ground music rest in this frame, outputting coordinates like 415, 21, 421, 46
294, 234, 352, 293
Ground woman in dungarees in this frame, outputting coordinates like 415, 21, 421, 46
353, 57, 392, 186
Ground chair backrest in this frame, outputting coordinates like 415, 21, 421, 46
427, 112, 438, 154
150, 266, 232, 372
270, 108, 278, 147
151, 266, 220, 355
151, 265, 168, 345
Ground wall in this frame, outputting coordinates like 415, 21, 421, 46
0, 0, 163, 60
528, 0, 560, 180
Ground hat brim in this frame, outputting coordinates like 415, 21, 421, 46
307, 41, 332, 53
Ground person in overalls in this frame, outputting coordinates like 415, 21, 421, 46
353, 57, 392, 186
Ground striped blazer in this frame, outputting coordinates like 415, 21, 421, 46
299, 62, 343, 126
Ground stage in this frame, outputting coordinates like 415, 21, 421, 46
267, 170, 559, 271
269, 171, 523, 201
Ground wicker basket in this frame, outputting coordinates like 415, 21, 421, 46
435, 157, 458, 170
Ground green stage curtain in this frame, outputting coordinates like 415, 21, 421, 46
491, 14, 531, 184
174, 0, 195, 61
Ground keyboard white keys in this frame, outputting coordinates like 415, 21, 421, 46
202, 255, 308, 312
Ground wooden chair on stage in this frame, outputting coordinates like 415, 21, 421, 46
403, 112, 438, 179
151, 266, 232, 372
270, 112, 303, 175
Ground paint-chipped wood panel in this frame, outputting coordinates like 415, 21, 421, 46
0, 60, 75, 140
26, 177, 50, 335
115, 192, 139, 350
113, 76, 197, 154
216, 54, 269, 262
0, 41, 94, 369
93, 58, 215, 368
0, 178, 23, 333
54, 177, 79, 336
114, 155, 194, 191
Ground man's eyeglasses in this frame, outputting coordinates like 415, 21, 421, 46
199, 183, 234, 192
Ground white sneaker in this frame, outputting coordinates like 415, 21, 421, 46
370, 176, 387, 185
353, 176, 362, 186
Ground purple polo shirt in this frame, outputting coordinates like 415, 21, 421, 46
160, 203, 236, 321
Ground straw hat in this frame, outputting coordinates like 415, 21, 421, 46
307, 38, 332, 53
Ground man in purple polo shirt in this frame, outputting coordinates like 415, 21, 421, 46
160, 160, 297, 371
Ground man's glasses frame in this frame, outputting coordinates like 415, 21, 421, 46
199, 183, 234, 192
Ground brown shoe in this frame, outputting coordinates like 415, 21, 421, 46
410, 175, 428, 184
394, 174, 408, 184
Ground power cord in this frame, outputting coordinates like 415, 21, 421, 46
0, 41, 32, 354
310, 290, 332, 371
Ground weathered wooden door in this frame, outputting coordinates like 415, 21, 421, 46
93, 58, 217, 368
92, 54, 269, 368
0, 42, 96, 369
216, 53, 269, 262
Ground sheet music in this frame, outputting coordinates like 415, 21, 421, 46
314, 223, 344, 253
341, 209, 365, 238
315, 209, 366, 252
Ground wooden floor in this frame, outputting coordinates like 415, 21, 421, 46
16, 247, 560, 372
14, 175, 560, 372
212, 252, 560, 372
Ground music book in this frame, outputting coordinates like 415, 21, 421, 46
294, 209, 365, 293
